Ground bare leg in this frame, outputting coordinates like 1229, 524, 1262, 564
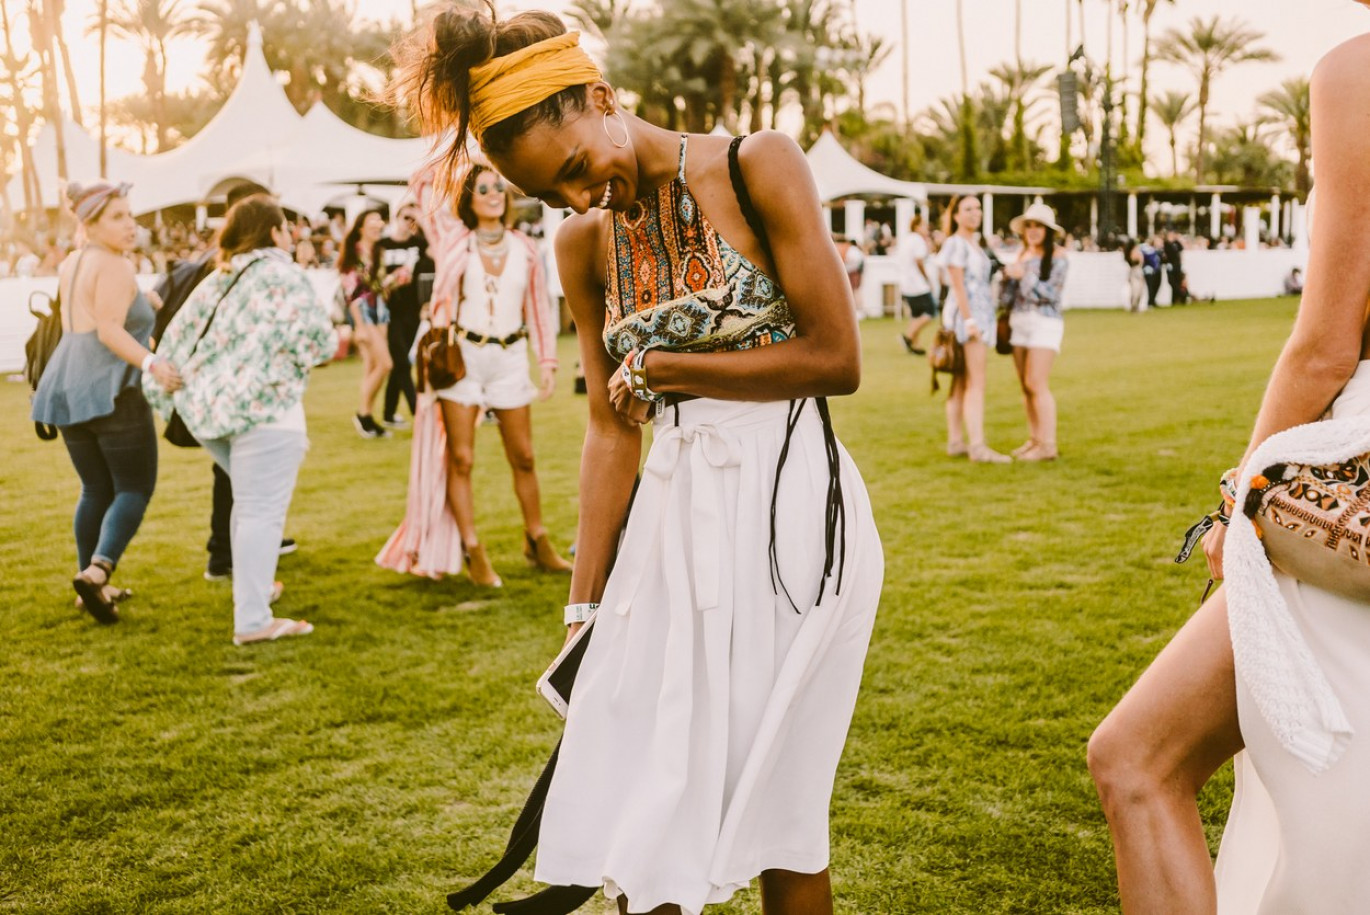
357, 326, 393, 416
904, 314, 931, 347
1012, 346, 1037, 443
439, 399, 482, 548
945, 373, 966, 451
1023, 348, 1057, 449
960, 340, 989, 448
760, 868, 833, 915
492, 405, 546, 539
1088, 588, 1244, 915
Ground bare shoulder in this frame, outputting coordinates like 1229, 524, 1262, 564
554, 210, 609, 270
1314, 33, 1370, 90
88, 248, 136, 284
734, 130, 810, 194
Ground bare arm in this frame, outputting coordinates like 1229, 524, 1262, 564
88, 252, 182, 389
1204, 38, 1370, 579
1239, 41, 1370, 468
635, 132, 861, 401
557, 214, 642, 632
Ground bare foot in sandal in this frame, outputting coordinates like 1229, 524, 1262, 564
233, 617, 314, 646
72, 561, 119, 625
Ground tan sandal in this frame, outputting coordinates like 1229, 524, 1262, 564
72, 560, 119, 625
947, 442, 969, 458
969, 444, 1013, 464
1011, 439, 1038, 459
1019, 442, 1059, 462
233, 617, 314, 646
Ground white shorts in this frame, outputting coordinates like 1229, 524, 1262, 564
1008, 310, 1064, 353
435, 336, 537, 411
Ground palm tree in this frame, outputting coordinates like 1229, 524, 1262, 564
1133, 0, 1173, 149
989, 59, 1051, 172
108, 0, 193, 151
848, 30, 889, 119
43, 0, 83, 128
1154, 15, 1279, 181
1, 0, 40, 213
1258, 76, 1311, 199
26, 0, 68, 184
954, 0, 975, 179
1149, 89, 1192, 178
565, 0, 629, 38
192, 0, 280, 86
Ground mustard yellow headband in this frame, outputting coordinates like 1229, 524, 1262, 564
468, 31, 603, 143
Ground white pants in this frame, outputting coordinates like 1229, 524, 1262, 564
202, 425, 309, 634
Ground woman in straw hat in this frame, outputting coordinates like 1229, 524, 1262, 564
1001, 202, 1068, 462
393, 3, 883, 913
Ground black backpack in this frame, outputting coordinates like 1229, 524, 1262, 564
153, 251, 216, 344
24, 290, 63, 440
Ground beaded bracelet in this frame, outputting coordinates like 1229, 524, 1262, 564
563, 602, 598, 626
621, 349, 663, 403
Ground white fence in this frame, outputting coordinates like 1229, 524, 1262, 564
2, 250, 1307, 374
0, 271, 342, 374
855, 248, 1307, 317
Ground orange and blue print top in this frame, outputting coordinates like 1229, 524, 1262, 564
603, 135, 795, 361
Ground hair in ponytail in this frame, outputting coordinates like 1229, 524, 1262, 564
391, 1, 590, 198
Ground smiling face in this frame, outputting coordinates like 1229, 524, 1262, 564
85, 196, 138, 253
1022, 221, 1047, 249
471, 169, 509, 223
488, 84, 638, 216
360, 211, 385, 243
953, 197, 982, 234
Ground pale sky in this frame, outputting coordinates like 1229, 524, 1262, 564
26, 0, 1370, 174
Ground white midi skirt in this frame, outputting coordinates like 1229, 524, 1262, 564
1215, 362, 1370, 913
533, 398, 883, 915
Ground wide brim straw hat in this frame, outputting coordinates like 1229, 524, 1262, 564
1009, 202, 1065, 238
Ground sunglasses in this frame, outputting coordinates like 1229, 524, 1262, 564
476, 181, 507, 195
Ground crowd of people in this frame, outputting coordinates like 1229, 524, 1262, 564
22, 2, 1370, 913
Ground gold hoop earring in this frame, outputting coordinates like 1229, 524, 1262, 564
603, 109, 629, 149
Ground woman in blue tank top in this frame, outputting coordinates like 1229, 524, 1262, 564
31, 181, 184, 624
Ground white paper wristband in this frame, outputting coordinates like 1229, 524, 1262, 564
140, 352, 157, 373
563, 602, 598, 625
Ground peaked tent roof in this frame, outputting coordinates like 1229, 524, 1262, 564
130, 23, 307, 213
805, 131, 926, 202
5, 118, 146, 213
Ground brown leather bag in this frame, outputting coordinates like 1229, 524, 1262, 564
928, 325, 964, 394
417, 322, 466, 392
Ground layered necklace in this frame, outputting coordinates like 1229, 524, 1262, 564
476, 227, 509, 273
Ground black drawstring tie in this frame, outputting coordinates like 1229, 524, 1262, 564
446, 739, 597, 914
769, 398, 847, 612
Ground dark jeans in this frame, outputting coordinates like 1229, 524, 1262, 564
384, 316, 419, 421
207, 462, 233, 567
1168, 268, 1188, 304
1144, 271, 1162, 307
58, 388, 158, 570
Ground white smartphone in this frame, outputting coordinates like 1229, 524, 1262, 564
535, 613, 596, 718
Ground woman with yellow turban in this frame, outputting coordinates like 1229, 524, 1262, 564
395, 4, 883, 913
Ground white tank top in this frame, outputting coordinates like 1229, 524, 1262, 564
459, 238, 529, 338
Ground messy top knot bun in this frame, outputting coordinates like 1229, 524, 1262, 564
392, 1, 590, 198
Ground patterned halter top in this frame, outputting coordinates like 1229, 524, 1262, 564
603, 135, 795, 360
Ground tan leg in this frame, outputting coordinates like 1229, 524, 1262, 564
1088, 587, 1244, 915
438, 399, 482, 548
760, 868, 833, 915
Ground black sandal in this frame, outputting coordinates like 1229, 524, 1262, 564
72, 560, 119, 625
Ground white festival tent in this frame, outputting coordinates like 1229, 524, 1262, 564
804, 131, 927, 203
5, 23, 437, 219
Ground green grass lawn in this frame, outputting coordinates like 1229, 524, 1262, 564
0, 298, 1296, 914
